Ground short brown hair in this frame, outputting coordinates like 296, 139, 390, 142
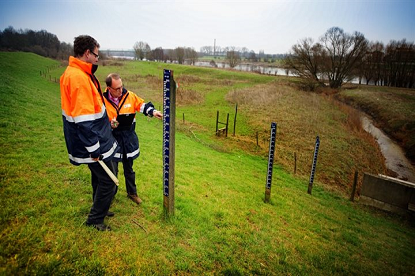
73, 35, 100, 57
105, 73, 121, 87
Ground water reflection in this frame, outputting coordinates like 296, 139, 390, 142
193, 61, 372, 84
193, 61, 295, 76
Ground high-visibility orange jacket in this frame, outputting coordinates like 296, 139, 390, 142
60, 56, 118, 165
103, 88, 155, 161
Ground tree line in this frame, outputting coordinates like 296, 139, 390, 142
200, 45, 285, 63
133, 41, 198, 64
2, 26, 413, 89
0, 26, 73, 60
133, 42, 285, 67
285, 27, 415, 89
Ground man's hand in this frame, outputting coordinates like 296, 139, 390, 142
153, 110, 163, 120
111, 118, 119, 129
91, 154, 103, 162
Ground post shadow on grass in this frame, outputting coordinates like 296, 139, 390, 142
265, 122, 277, 203
163, 69, 176, 217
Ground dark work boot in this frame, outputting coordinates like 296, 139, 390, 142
127, 194, 142, 205
85, 222, 112, 231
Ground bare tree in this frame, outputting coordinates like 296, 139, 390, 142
357, 40, 414, 88
258, 50, 265, 61
371, 42, 385, 86
320, 27, 368, 88
226, 48, 241, 68
200, 46, 213, 56
185, 47, 198, 65
286, 27, 368, 88
149, 47, 164, 61
248, 50, 257, 62
360, 42, 384, 85
167, 49, 175, 63
144, 43, 151, 60
175, 47, 185, 64
286, 38, 323, 85
384, 39, 415, 88
215, 46, 222, 56
133, 41, 150, 60
56, 41, 73, 60
241, 47, 249, 59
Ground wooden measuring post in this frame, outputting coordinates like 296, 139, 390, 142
265, 122, 277, 203
163, 69, 176, 216
307, 136, 320, 195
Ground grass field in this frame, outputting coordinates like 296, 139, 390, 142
94, 59, 389, 194
1, 52, 414, 275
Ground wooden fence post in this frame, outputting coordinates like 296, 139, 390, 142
350, 171, 358, 202
216, 110, 219, 135
225, 113, 229, 137
233, 104, 237, 136
294, 152, 297, 175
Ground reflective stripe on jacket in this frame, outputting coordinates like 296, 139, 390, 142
103, 88, 154, 161
60, 56, 118, 165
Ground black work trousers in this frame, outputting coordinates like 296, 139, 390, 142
113, 155, 137, 196
87, 160, 117, 224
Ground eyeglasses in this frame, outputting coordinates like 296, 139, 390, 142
110, 86, 123, 92
90, 50, 99, 59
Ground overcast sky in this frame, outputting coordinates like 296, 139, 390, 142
1, 0, 414, 54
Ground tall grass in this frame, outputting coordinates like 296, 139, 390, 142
225, 81, 387, 193
1, 53, 414, 275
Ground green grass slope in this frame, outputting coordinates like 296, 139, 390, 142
0, 52, 414, 275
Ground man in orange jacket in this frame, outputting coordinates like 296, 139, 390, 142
103, 73, 162, 205
60, 35, 118, 231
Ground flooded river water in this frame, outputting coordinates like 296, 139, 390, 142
361, 115, 415, 183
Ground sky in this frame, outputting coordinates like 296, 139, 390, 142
0, 0, 414, 54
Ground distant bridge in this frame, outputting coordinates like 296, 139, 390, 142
102, 49, 135, 58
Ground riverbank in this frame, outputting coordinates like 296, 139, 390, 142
361, 115, 415, 182
336, 85, 415, 166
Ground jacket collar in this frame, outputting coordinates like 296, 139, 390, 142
69, 56, 98, 75
104, 87, 128, 99
103, 88, 129, 106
